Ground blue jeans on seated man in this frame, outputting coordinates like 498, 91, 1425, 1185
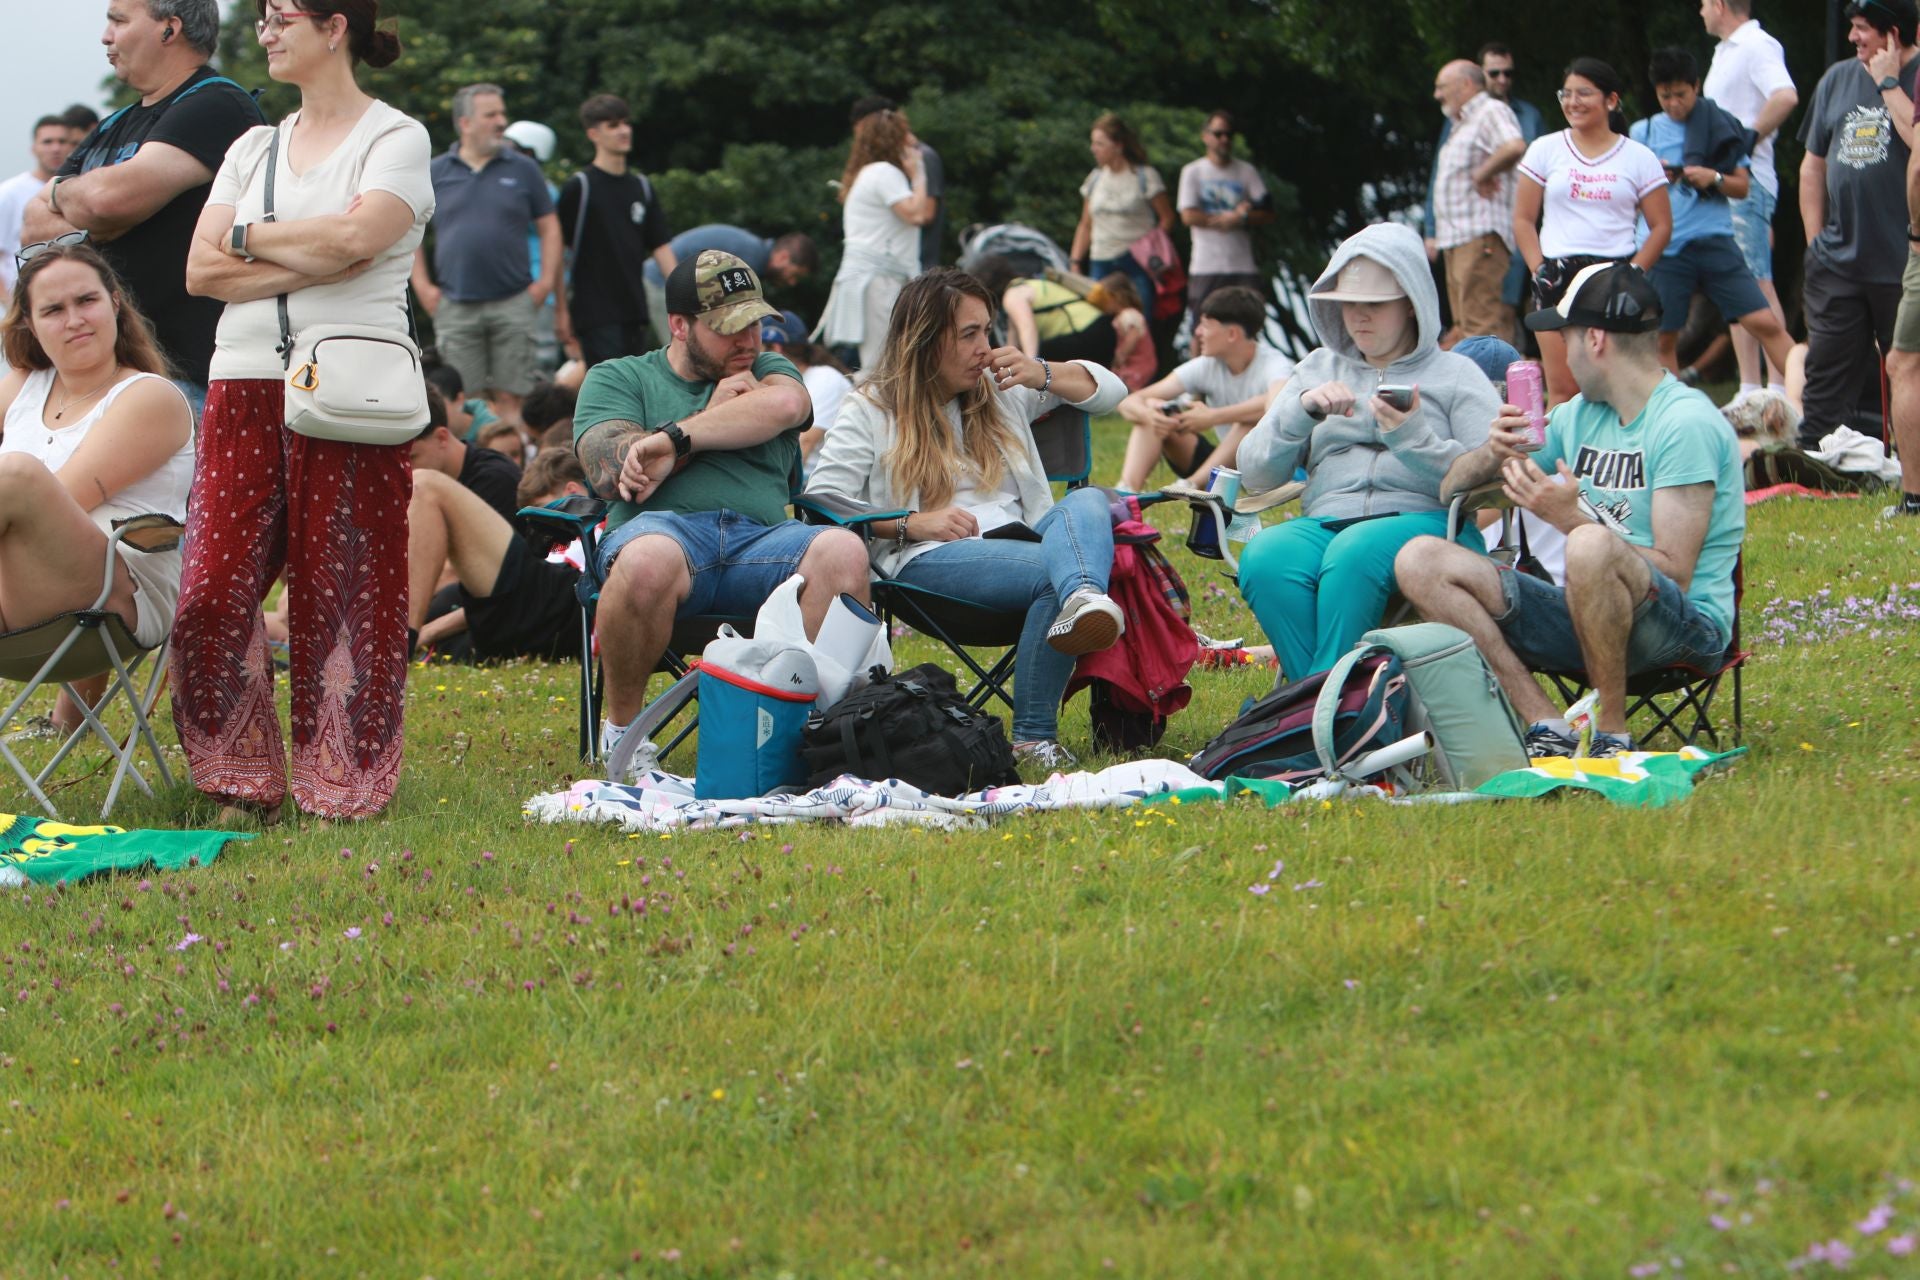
890, 485, 1114, 742
1239, 509, 1486, 680
595, 508, 831, 618
1491, 560, 1728, 675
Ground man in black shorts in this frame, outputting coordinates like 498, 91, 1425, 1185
408, 448, 593, 662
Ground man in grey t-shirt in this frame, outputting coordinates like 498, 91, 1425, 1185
1796, 0, 1918, 445
1116, 286, 1293, 490
1177, 111, 1273, 321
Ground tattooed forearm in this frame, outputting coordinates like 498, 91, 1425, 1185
576, 419, 649, 498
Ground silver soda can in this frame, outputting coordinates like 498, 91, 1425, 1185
1505, 360, 1548, 449
1207, 466, 1243, 510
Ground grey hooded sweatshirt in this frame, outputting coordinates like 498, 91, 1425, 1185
1238, 222, 1498, 520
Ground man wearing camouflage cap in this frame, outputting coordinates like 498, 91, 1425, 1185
573, 251, 873, 762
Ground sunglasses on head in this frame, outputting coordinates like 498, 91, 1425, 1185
13, 230, 87, 269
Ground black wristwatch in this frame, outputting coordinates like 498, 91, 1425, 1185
1908, 225, 1920, 243
1881, 75, 1902, 92
659, 420, 691, 461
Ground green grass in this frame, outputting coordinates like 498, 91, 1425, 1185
5, 423, 1920, 1278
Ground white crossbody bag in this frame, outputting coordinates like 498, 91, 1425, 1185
261, 126, 427, 445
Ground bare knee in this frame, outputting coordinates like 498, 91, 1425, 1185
1395, 535, 1467, 603
0, 452, 57, 500
1562, 524, 1638, 589
801, 528, 873, 600
1889, 347, 1920, 385
605, 536, 689, 618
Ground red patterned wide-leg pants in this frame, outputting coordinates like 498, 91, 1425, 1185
170, 380, 413, 818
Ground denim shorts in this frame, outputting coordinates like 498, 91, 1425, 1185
1651, 235, 1768, 330
596, 509, 829, 619
1492, 561, 1728, 675
1726, 183, 1777, 282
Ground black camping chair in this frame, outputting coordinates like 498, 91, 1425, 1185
515, 496, 747, 772
793, 407, 1090, 713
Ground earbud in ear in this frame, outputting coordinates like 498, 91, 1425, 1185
161, 25, 174, 42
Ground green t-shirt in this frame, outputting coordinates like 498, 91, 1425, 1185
572, 349, 805, 531
1540, 376, 1745, 643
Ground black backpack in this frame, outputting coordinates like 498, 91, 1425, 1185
800, 664, 1019, 795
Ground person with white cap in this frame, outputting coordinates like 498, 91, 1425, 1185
1232, 221, 1501, 681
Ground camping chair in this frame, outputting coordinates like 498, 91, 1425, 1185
0, 515, 183, 821
793, 407, 1090, 714
515, 496, 748, 772
1534, 554, 1749, 748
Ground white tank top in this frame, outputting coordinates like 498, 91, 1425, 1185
0, 368, 196, 646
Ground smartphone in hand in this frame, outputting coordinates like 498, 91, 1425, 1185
1376, 384, 1416, 412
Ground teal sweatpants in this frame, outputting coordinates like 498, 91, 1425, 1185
1237, 511, 1484, 679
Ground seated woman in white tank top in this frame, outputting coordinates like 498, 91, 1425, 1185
0, 241, 195, 684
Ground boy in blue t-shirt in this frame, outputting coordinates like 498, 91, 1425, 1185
1393, 262, 1745, 758
1630, 47, 1797, 380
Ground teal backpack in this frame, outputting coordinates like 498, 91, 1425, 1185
1319, 623, 1530, 793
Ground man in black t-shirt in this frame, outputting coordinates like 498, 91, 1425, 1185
21, 0, 261, 406
556, 95, 676, 367
410, 387, 525, 525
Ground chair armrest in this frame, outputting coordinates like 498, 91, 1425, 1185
1445, 482, 1511, 540
793, 492, 908, 534
109, 513, 186, 555
518, 495, 608, 541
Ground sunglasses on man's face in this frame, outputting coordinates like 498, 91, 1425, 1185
13, 230, 87, 269
1486, 69, 1515, 79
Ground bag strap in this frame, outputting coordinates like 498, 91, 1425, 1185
264, 126, 294, 370
1311, 643, 1379, 781
566, 172, 591, 284
266, 122, 420, 369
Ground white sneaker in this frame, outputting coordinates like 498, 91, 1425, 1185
600, 719, 658, 785
1013, 739, 1078, 771
1046, 588, 1124, 655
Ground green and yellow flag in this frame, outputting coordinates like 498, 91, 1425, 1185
0, 813, 251, 888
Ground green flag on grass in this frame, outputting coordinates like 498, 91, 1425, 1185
0, 813, 252, 887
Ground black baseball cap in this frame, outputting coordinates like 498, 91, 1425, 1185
1525, 261, 1662, 334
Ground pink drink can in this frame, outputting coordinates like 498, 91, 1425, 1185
1506, 360, 1548, 448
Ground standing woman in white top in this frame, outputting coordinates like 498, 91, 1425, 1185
175, 0, 434, 824
0, 241, 193, 724
1514, 57, 1672, 405
815, 109, 937, 371
1069, 113, 1175, 319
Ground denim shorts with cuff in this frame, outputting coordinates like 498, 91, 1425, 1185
595, 509, 829, 619
1492, 561, 1728, 676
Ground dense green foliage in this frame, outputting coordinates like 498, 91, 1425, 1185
205, 0, 1841, 324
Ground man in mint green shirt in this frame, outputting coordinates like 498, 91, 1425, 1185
573, 251, 871, 751
1394, 262, 1745, 757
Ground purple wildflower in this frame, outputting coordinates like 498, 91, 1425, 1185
1248, 883, 1271, 897
1709, 1214, 1732, 1232
171, 933, 203, 952
343, 927, 362, 941
1267, 859, 1284, 880
1293, 879, 1322, 892
1857, 1204, 1893, 1235
1888, 1235, 1916, 1257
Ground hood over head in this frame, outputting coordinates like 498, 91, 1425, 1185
1306, 221, 1441, 364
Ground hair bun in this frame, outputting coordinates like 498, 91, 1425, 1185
362, 26, 402, 69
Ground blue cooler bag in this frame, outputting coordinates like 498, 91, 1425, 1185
694, 627, 820, 799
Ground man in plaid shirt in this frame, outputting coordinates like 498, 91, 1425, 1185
1430, 60, 1527, 344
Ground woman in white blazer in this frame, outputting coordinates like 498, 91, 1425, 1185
806, 268, 1128, 770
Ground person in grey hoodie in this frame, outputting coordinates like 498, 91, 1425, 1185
1235, 221, 1500, 678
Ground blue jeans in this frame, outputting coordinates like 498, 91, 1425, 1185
596, 509, 829, 618
1239, 510, 1483, 679
1089, 254, 1156, 321
891, 486, 1114, 741
1492, 561, 1728, 675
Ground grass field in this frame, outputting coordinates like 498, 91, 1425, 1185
4, 420, 1919, 1279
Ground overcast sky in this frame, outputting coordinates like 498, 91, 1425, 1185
0, 1, 243, 175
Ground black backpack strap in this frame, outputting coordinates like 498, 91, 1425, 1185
262, 126, 294, 370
